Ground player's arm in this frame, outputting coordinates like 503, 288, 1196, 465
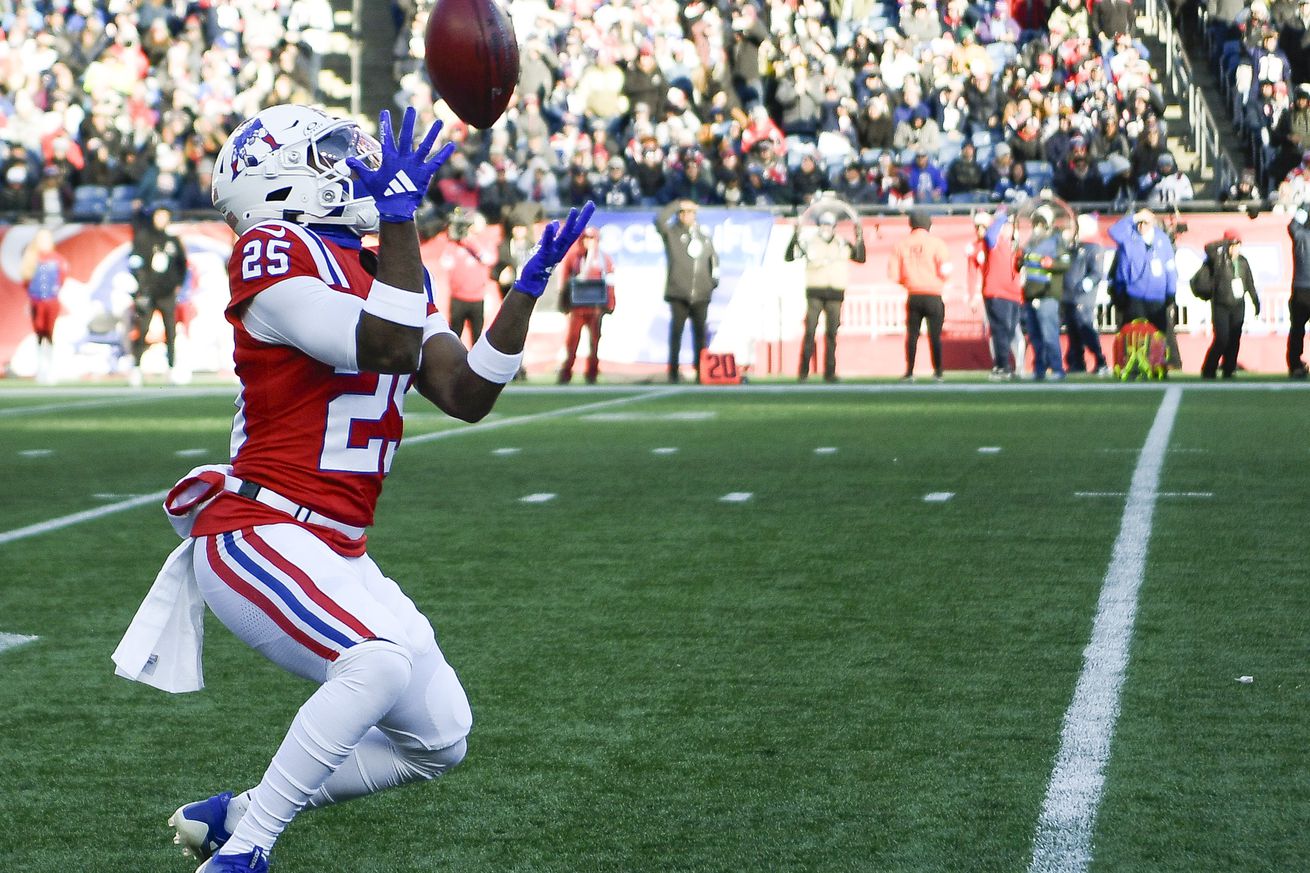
346, 107, 455, 373
416, 203, 595, 422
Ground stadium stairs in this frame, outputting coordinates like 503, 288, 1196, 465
1136, 0, 1247, 197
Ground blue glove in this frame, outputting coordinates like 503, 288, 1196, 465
346, 107, 455, 224
514, 201, 597, 298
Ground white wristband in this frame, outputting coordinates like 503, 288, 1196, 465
363, 280, 427, 328
466, 334, 523, 384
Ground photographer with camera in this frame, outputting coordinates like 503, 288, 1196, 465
556, 227, 615, 384
1194, 230, 1259, 379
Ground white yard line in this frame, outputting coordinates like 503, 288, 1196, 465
405, 390, 680, 446
0, 490, 170, 547
0, 632, 39, 655
1028, 385, 1183, 873
0, 390, 677, 547
0, 387, 235, 417
923, 492, 955, 502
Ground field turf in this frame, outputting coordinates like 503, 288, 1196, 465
0, 382, 1306, 872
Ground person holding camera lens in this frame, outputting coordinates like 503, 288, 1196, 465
786, 211, 866, 382
1196, 230, 1260, 379
127, 203, 187, 386
556, 227, 615, 384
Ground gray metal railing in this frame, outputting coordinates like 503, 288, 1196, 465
1140, 0, 1239, 194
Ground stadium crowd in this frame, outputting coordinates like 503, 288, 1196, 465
0, 0, 331, 220
391, 0, 1195, 224
2, 0, 1210, 224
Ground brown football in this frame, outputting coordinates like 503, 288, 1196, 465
424, 0, 519, 130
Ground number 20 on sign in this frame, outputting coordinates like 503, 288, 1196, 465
699, 351, 742, 385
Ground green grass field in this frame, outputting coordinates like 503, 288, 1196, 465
0, 382, 1306, 873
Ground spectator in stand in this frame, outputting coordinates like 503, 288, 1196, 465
562, 165, 599, 208
477, 159, 524, 225
776, 59, 825, 148
1055, 136, 1107, 201
890, 209, 951, 381
1130, 124, 1170, 190
1222, 167, 1265, 205
906, 148, 947, 203
833, 163, 879, 204
1043, 110, 1080, 168
741, 104, 787, 155
1091, 113, 1132, 162
661, 153, 719, 205
1008, 116, 1046, 163
1146, 153, 1195, 205
893, 105, 942, 155
517, 158, 560, 211
901, 0, 943, 45
856, 94, 896, 153
789, 152, 829, 206
1093, 0, 1136, 53
596, 156, 643, 207
963, 68, 1003, 138
1266, 83, 1309, 180
1102, 155, 1136, 209
1048, 0, 1092, 40
996, 159, 1038, 204
633, 144, 670, 205
728, 4, 770, 106
947, 142, 988, 197
1281, 0, 1310, 82
1248, 27, 1292, 100
623, 46, 670, 122
983, 143, 1016, 191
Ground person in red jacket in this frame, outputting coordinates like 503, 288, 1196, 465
556, 226, 616, 384
971, 207, 1025, 379
438, 210, 495, 345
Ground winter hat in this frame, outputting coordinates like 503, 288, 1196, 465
909, 210, 932, 230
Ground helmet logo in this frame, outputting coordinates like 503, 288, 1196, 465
229, 119, 281, 179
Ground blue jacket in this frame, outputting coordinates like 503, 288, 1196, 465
1108, 214, 1176, 302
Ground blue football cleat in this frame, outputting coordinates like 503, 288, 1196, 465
169, 791, 233, 861
197, 848, 269, 872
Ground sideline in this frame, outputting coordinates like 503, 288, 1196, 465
1028, 385, 1183, 873
0, 390, 675, 547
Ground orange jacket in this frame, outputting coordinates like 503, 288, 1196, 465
889, 228, 951, 296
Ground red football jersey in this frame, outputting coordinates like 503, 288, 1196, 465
193, 220, 431, 556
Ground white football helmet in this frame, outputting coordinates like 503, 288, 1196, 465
212, 104, 383, 235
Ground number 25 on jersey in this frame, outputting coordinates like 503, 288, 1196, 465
241, 238, 293, 280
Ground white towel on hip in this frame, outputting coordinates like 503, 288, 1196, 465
110, 464, 233, 693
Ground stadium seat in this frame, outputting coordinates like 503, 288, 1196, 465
1025, 161, 1054, 192
70, 185, 109, 223
108, 185, 138, 222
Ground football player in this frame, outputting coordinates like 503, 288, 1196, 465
157, 104, 594, 872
